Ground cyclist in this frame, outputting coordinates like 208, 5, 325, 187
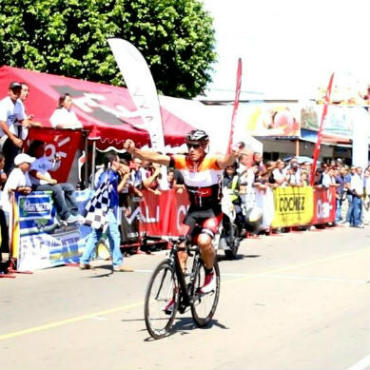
124, 130, 239, 299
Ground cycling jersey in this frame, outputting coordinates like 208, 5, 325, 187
169, 154, 223, 210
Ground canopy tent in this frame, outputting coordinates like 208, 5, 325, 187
0, 66, 194, 149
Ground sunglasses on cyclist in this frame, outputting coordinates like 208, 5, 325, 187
186, 143, 201, 150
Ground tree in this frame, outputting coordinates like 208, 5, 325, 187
0, 0, 216, 98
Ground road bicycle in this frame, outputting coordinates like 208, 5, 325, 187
144, 237, 220, 339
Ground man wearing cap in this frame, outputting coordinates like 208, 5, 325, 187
2, 153, 34, 214
0, 82, 28, 174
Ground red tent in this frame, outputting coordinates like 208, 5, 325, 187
0, 66, 193, 149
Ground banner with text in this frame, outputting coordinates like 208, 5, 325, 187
271, 186, 314, 228
139, 190, 189, 237
14, 191, 80, 271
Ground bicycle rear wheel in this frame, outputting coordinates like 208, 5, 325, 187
191, 259, 220, 327
144, 260, 179, 339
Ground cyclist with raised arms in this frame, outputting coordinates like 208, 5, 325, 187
124, 129, 239, 299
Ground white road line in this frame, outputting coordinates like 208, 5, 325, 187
258, 274, 368, 284
346, 355, 370, 370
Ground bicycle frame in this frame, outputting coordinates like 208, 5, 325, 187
168, 239, 200, 313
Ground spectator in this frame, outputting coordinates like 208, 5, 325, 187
271, 159, 287, 187
348, 166, 363, 227
335, 166, 351, 223
50, 93, 82, 130
313, 168, 324, 186
0, 153, 7, 189
142, 162, 161, 195
286, 162, 302, 186
362, 168, 370, 225
252, 152, 266, 172
322, 167, 337, 187
18, 82, 42, 140
27, 140, 79, 224
0, 82, 26, 175
2, 153, 34, 213
237, 152, 251, 175
173, 169, 186, 194
300, 170, 309, 186
166, 169, 176, 189
80, 153, 134, 272
0, 153, 8, 269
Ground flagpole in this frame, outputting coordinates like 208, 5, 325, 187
309, 73, 335, 185
227, 58, 242, 154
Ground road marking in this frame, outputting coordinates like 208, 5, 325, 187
222, 272, 368, 284
222, 248, 369, 285
0, 301, 143, 341
346, 355, 370, 370
0, 247, 367, 342
257, 274, 368, 284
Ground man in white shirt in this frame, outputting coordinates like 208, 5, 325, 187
0, 82, 27, 174
49, 93, 82, 130
18, 82, 42, 140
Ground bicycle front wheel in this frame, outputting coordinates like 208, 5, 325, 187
191, 259, 220, 327
144, 260, 179, 339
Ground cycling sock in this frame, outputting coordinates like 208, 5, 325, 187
205, 267, 213, 275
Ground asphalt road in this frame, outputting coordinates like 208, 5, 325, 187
0, 225, 369, 370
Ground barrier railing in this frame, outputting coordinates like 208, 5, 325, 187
8, 186, 337, 272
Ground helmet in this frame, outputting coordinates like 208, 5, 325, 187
244, 207, 263, 233
185, 129, 209, 143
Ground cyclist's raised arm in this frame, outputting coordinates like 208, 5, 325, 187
216, 146, 240, 170
123, 139, 171, 166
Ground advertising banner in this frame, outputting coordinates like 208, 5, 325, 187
271, 186, 314, 228
312, 186, 336, 225
17, 231, 80, 272
139, 190, 189, 237
108, 38, 165, 152
14, 191, 80, 271
16, 192, 58, 236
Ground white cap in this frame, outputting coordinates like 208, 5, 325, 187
14, 153, 35, 166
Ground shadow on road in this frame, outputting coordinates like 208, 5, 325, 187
142, 317, 229, 342
84, 264, 114, 278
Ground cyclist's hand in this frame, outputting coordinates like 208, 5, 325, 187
231, 144, 240, 157
123, 139, 135, 153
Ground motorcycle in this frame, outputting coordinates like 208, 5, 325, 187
218, 187, 242, 259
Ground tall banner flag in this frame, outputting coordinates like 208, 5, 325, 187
309, 73, 334, 185
107, 38, 165, 152
227, 58, 242, 154
108, 38, 168, 189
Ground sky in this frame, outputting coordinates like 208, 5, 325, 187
201, 0, 370, 100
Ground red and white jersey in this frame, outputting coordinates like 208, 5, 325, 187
170, 154, 223, 209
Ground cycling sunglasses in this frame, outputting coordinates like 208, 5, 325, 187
186, 143, 202, 150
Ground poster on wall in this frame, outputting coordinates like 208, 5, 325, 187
237, 103, 301, 137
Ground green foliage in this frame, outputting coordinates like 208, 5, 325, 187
0, 0, 216, 98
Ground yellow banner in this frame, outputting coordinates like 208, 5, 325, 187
271, 186, 314, 228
